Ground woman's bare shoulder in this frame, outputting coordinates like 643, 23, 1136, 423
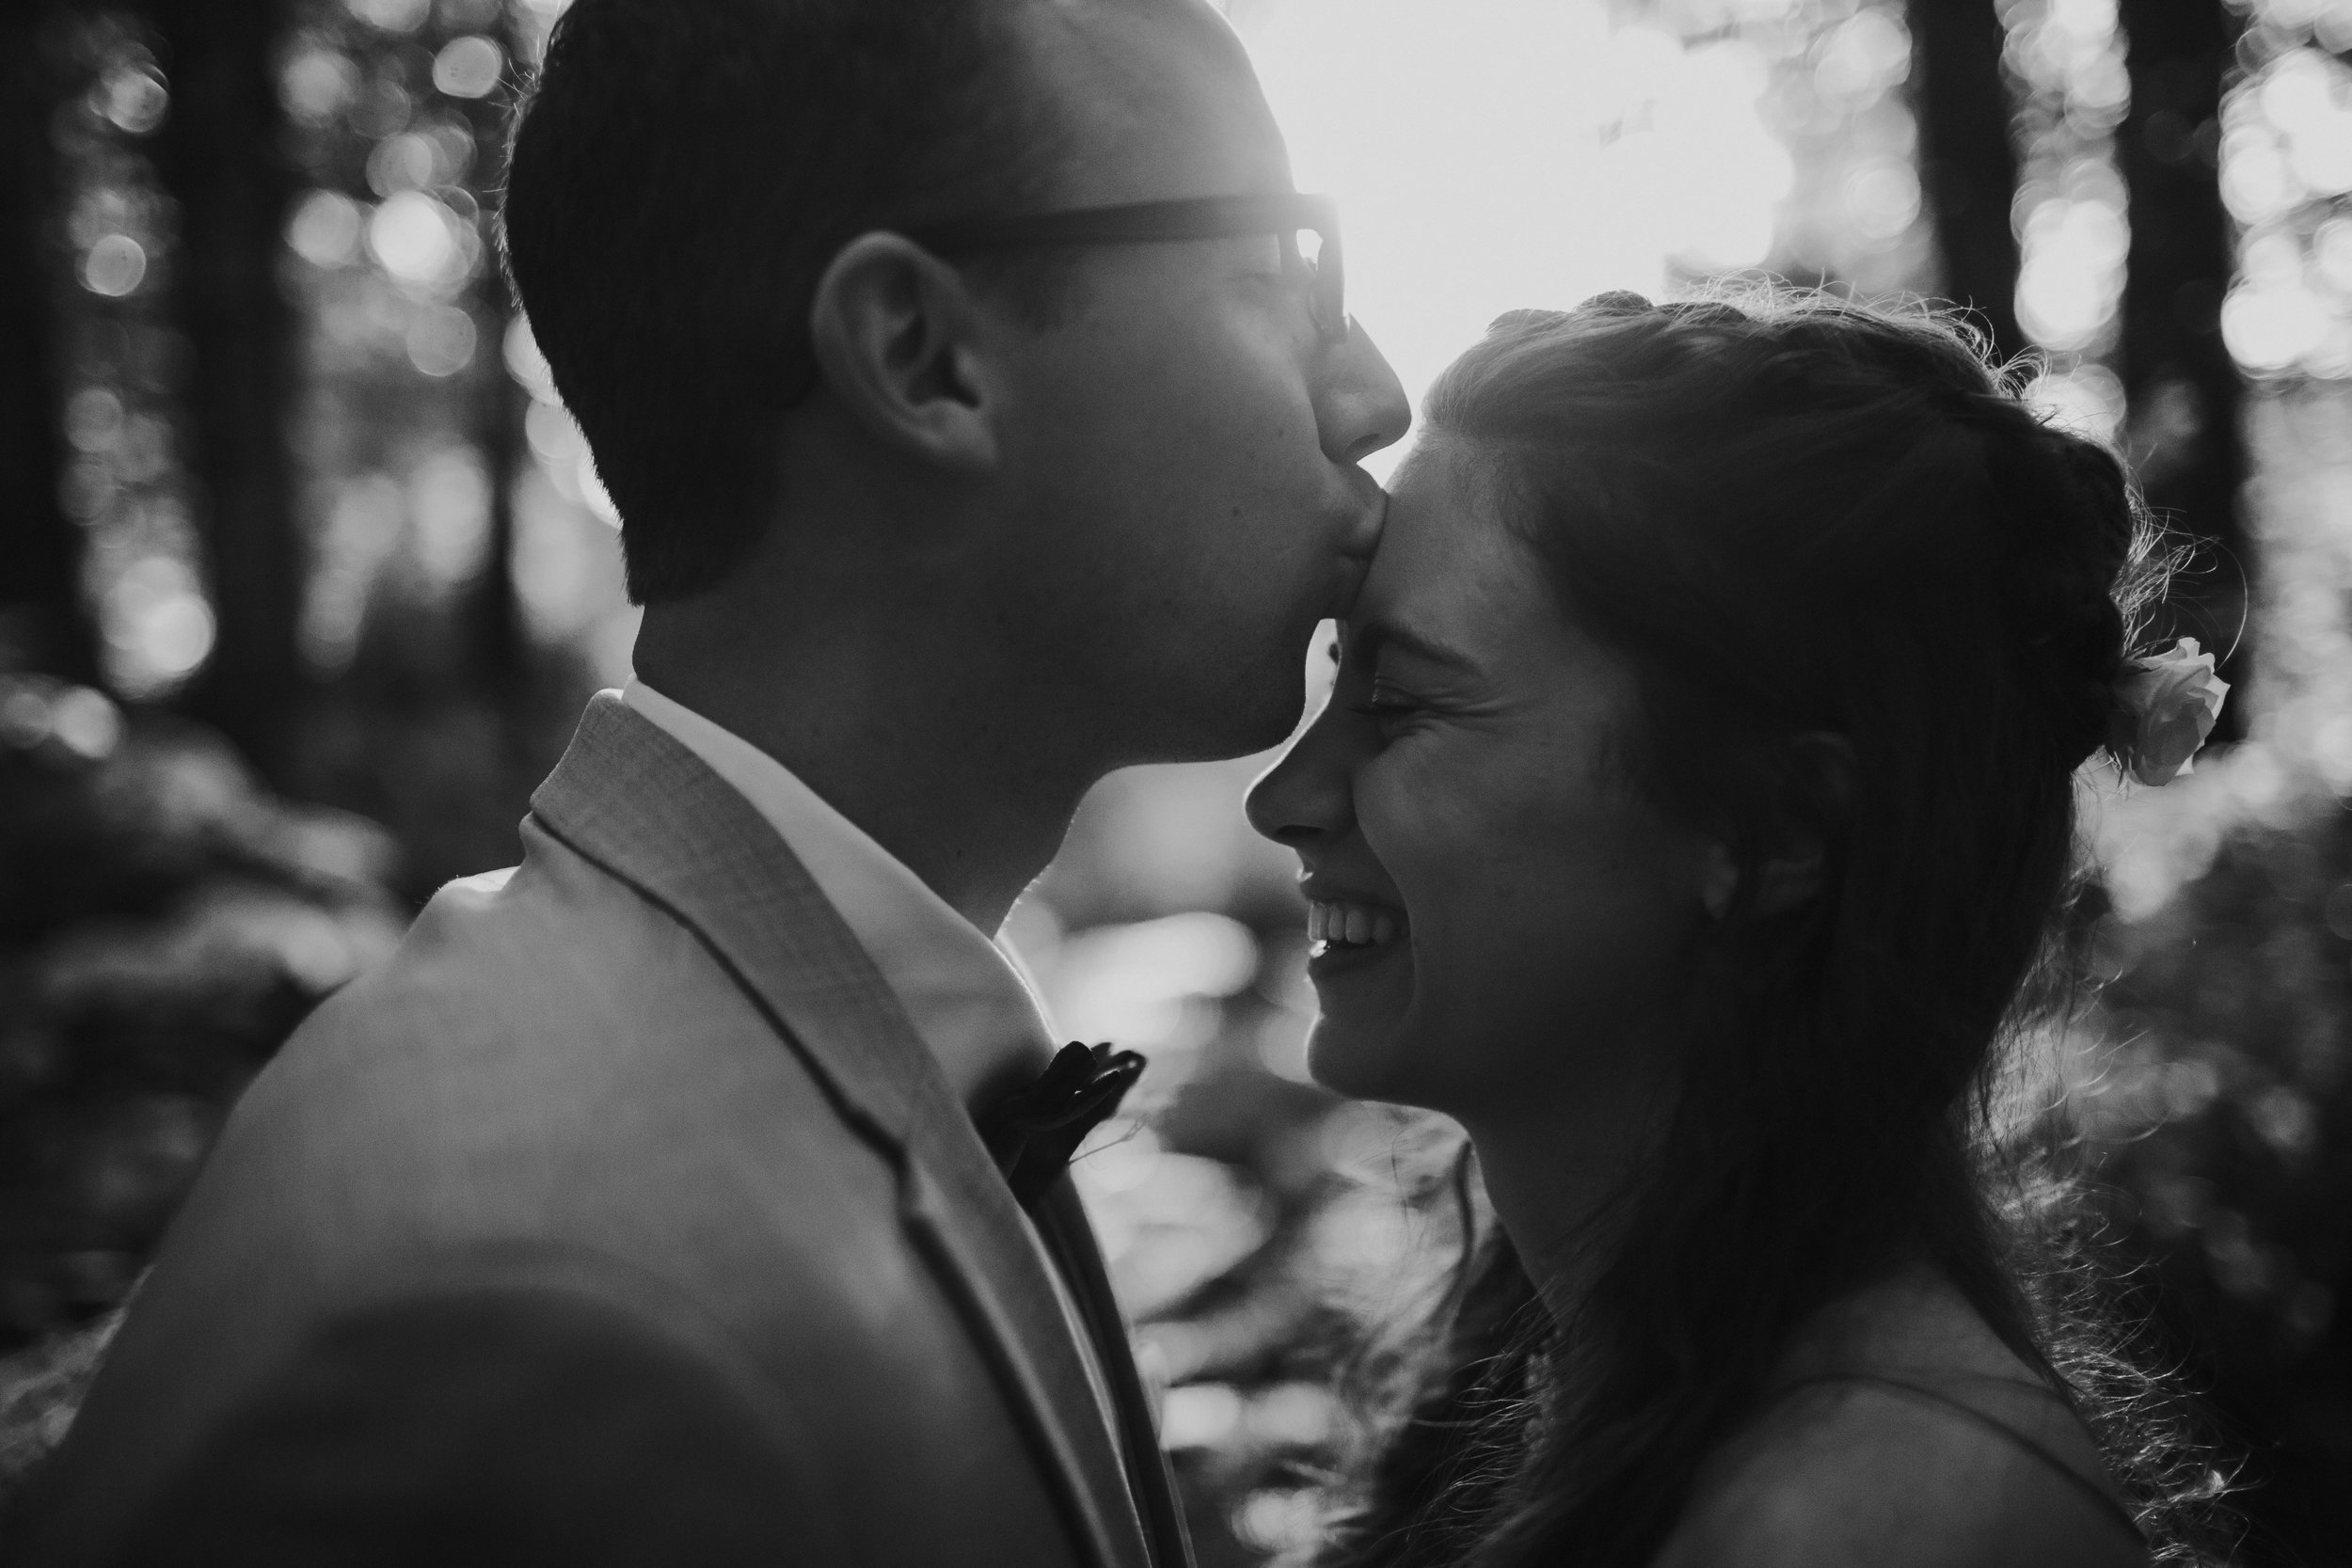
1649, 1378, 2148, 1568
1650, 1269, 2146, 1568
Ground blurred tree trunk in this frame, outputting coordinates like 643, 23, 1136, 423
2117, 0, 2249, 736
1911, 0, 2026, 364
465, 304, 527, 695
147, 0, 302, 783
0, 1, 97, 684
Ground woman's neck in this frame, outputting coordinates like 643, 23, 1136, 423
1461, 1069, 1674, 1328
1770, 1259, 2050, 1391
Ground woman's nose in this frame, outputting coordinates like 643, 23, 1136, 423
1247, 704, 1356, 848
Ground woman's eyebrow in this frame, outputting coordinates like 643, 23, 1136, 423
1351, 621, 1479, 673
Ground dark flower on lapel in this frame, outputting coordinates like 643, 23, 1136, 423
979, 1041, 1146, 1207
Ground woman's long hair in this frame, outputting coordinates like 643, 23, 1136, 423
1322, 291, 2233, 1567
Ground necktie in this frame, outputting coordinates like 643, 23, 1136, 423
978, 1041, 1145, 1208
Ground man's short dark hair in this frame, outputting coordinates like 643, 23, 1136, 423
501, 0, 1064, 603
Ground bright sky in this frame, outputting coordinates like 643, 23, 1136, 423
1236, 0, 1794, 459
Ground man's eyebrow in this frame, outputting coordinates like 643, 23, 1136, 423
1349, 621, 1478, 673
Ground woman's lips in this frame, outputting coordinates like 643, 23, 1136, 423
1305, 897, 1408, 980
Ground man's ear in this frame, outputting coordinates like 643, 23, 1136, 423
1698, 731, 1854, 921
805, 232, 998, 472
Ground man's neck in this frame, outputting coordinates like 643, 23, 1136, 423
633, 616, 1089, 935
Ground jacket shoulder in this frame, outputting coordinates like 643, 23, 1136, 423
182, 813, 902, 1273
38, 797, 1089, 1568
21, 1245, 852, 1567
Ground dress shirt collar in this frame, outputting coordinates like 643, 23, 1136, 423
619, 679, 1057, 1113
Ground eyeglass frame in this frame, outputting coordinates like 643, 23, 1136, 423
902, 191, 1348, 345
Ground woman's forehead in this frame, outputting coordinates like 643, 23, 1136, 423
1362, 440, 1627, 688
1363, 444, 1521, 623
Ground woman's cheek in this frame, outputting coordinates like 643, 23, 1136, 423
1356, 764, 1468, 935
1359, 764, 1500, 1000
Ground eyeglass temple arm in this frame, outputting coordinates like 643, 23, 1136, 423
906, 194, 1340, 255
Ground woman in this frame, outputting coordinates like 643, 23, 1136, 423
1246, 291, 2233, 1566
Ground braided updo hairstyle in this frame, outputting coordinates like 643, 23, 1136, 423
1326, 291, 2228, 1567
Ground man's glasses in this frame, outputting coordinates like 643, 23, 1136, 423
906, 191, 1347, 345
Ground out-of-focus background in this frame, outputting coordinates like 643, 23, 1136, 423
0, 0, 2348, 1560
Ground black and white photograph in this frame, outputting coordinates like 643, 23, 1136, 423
0, 0, 2344, 1562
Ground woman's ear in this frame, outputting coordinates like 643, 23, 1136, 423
1699, 731, 1854, 921
805, 232, 998, 472
1697, 839, 1740, 920
1753, 730, 1854, 916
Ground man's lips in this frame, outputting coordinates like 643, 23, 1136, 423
1354, 483, 1391, 549
1328, 490, 1388, 616
1328, 550, 1375, 619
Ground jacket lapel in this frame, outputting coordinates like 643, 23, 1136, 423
1036, 1179, 1196, 1568
531, 694, 1150, 1568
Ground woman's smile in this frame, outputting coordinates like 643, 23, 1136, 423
1248, 437, 1713, 1117
1304, 894, 1410, 978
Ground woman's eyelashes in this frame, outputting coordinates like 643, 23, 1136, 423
1347, 677, 1427, 732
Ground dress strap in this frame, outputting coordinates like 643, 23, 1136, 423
1766, 1372, 2145, 1545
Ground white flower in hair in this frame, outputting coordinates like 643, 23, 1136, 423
2109, 637, 2230, 786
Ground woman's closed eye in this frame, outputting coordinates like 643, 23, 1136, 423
1348, 680, 1430, 731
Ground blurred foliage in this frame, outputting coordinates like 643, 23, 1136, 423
0, 674, 406, 1492
2084, 796, 2352, 1563
0, 674, 405, 1338
2056, 383, 2352, 1565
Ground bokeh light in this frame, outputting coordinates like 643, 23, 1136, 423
281, 45, 358, 125
50, 18, 211, 702
78, 235, 147, 298
287, 190, 364, 268
2023, 360, 2127, 443
366, 190, 470, 294
2016, 183, 2129, 350
92, 64, 168, 136
431, 36, 504, 100
404, 304, 477, 377
345, 0, 430, 38
2003, 0, 2130, 365
2217, 14, 2352, 381
100, 555, 215, 698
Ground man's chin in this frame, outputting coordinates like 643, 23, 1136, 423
1149, 678, 1302, 764
1227, 693, 1307, 757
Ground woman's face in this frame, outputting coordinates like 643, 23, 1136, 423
1247, 439, 1716, 1123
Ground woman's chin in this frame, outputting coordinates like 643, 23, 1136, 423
1301, 930, 1420, 1097
1304, 1000, 1422, 1103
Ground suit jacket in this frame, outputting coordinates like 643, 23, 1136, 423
16, 695, 1190, 1568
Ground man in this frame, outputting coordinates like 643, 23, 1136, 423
18, 0, 1406, 1562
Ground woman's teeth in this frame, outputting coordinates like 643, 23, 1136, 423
1308, 900, 1401, 950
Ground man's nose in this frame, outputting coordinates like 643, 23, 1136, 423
1317, 318, 1411, 467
